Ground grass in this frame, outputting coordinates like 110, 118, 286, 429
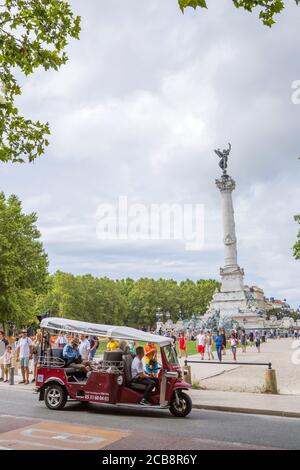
94, 339, 236, 359
175, 340, 239, 357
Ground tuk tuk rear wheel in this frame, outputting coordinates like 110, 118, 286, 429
45, 384, 67, 410
169, 391, 192, 418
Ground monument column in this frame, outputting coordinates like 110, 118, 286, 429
206, 143, 266, 328
213, 144, 244, 294
216, 175, 238, 268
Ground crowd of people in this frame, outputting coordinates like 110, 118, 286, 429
0, 326, 298, 393
163, 328, 266, 362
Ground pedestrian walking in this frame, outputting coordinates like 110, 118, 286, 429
249, 330, 254, 346
220, 328, 227, 356
32, 332, 42, 383
255, 331, 261, 353
16, 329, 33, 385
241, 329, 247, 353
178, 333, 187, 359
205, 331, 214, 360
1, 345, 13, 383
196, 330, 206, 360
171, 330, 177, 347
0, 331, 9, 381
213, 330, 223, 362
230, 334, 238, 361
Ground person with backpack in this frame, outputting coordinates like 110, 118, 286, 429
16, 329, 33, 385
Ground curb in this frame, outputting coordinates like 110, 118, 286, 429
192, 403, 300, 419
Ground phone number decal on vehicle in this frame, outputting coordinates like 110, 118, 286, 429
85, 393, 110, 402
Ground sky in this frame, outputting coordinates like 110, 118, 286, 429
2, 0, 300, 308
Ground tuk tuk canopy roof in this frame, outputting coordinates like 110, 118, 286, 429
40, 317, 173, 347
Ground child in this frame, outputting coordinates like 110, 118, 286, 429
3, 345, 13, 383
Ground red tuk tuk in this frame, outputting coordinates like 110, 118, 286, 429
36, 317, 192, 418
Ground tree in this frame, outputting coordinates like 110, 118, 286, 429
0, 0, 80, 163
179, 0, 300, 27
36, 272, 128, 325
293, 215, 300, 260
179, 279, 220, 318
0, 192, 48, 328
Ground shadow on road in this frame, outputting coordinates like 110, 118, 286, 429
59, 401, 182, 420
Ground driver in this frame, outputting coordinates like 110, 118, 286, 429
131, 346, 159, 406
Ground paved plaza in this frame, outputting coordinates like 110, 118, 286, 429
180, 338, 300, 395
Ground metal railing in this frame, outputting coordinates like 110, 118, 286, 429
184, 359, 273, 370
38, 355, 65, 368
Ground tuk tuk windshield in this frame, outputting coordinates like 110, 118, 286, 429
164, 344, 179, 365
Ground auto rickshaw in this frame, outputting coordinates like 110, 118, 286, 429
36, 317, 192, 418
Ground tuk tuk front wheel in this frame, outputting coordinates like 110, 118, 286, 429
45, 384, 67, 410
169, 391, 192, 418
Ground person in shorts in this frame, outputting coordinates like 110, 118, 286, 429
16, 330, 33, 385
196, 330, 206, 360
205, 331, 214, 360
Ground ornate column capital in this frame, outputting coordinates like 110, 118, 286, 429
216, 175, 236, 192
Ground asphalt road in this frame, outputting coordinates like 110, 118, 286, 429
0, 387, 299, 450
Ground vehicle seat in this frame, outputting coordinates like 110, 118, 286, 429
50, 349, 85, 378
51, 348, 64, 359
103, 351, 123, 362
123, 354, 147, 392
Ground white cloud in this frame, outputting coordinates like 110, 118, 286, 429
2, 0, 300, 308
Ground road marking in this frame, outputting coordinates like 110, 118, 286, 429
0, 421, 129, 450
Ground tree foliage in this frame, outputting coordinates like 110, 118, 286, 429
0, 192, 48, 327
294, 214, 300, 260
35, 273, 220, 329
179, 0, 300, 27
0, 0, 80, 163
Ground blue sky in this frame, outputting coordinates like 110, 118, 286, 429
2, 0, 300, 308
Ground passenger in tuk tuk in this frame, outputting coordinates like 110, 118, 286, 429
145, 342, 159, 377
62, 337, 94, 373
131, 346, 159, 406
